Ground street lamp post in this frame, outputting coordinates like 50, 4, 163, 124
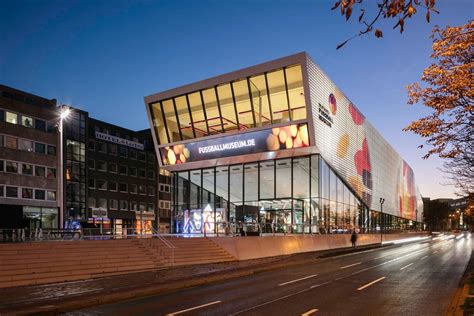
379, 198, 385, 244
58, 106, 70, 229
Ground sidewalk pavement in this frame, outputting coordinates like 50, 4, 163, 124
0, 244, 381, 315
447, 251, 474, 316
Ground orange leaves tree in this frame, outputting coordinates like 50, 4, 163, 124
405, 21, 474, 194
332, 0, 438, 49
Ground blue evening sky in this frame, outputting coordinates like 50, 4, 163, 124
1, 0, 472, 198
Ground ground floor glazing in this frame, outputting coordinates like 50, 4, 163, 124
171, 154, 420, 234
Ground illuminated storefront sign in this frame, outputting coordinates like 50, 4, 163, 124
160, 123, 309, 165
95, 131, 144, 150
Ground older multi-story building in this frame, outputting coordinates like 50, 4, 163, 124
0, 84, 172, 232
0, 85, 60, 229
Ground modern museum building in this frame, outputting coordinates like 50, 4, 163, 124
144, 52, 423, 235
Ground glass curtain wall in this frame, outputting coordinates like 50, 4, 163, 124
149, 64, 306, 145
171, 154, 363, 235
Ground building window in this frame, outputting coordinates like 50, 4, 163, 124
97, 141, 106, 153
0, 134, 3, 147
148, 186, 155, 196
35, 142, 46, 154
22, 116, 34, 128
0, 160, 3, 172
119, 165, 128, 175
147, 170, 155, 180
88, 178, 96, 189
139, 169, 146, 178
47, 191, 56, 201
130, 184, 137, 194
130, 202, 138, 211
35, 189, 46, 200
6, 112, 18, 124
19, 139, 33, 152
88, 159, 95, 169
129, 150, 137, 159
138, 152, 146, 162
22, 163, 33, 176
88, 197, 96, 208
88, 140, 95, 150
6, 161, 18, 173
35, 119, 46, 131
46, 122, 56, 133
6, 186, 18, 198
148, 154, 155, 163
109, 181, 118, 191
5, 136, 17, 149
159, 200, 171, 209
139, 185, 146, 195
109, 144, 117, 155
119, 183, 128, 192
47, 168, 57, 179
139, 202, 146, 212
109, 163, 117, 173
118, 146, 127, 157
0, 109, 4, 122
97, 179, 107, 190
99, 198, 107, 209
148, 203, 154, 212
110, 199, 118, 210
47, 145, 56, 156
35, 166, 45, 177
129, 167, 137, 177
5, 161, 18, 173
0, 185, 3, 197
98, 160, 107, 171
22, 188, 33, 199
159, 184, 170, 193
120, 200, 128, 211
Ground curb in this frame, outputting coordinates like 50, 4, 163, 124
447, 250, 474, 316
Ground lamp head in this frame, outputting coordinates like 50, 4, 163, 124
60, 107, 71, 120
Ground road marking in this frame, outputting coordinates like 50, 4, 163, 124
400, 263, 414, 270
166, 301, 221, 315
421, 255, 428, 260
301, 309, 319, 315
357, 277, 386, 291
340, 262, 362, 269
310, 281, 333, 288
279, 274, 318, 286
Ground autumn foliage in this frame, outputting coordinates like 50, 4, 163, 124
332, 0, 438, 49
405, 21, 474, 194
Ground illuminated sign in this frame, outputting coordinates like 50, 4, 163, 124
95, 131, 144, 150
160, 123, 309, 165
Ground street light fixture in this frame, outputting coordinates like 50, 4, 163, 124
58, 106, 71, 229
379, 198, 385, 244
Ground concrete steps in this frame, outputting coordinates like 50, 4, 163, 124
0, 237, 236, 288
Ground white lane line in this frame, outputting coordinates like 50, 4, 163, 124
421, 255, 428, 260
302, 308, 319, 316
278, 274, 318, 286
340, 262, 362, 269
357, 277, 386, 291
166, 300, 221, 316
310, 281, 333, 289
400, 263, 414, 270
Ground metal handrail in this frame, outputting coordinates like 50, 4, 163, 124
157, 235, 176, 266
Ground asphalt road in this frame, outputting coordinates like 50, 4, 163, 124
72, 234, 472, 316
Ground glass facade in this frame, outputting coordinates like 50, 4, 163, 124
173, 154, 362, 234
64, 110, 87, 221
150, 64, 306, 145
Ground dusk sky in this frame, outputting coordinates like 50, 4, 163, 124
1, 0, 472, 199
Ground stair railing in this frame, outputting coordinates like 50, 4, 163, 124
157, 235, 177, 266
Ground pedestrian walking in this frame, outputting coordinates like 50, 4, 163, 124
350, 230, 358, 247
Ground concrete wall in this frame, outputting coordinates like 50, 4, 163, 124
209, 233, 426, 261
